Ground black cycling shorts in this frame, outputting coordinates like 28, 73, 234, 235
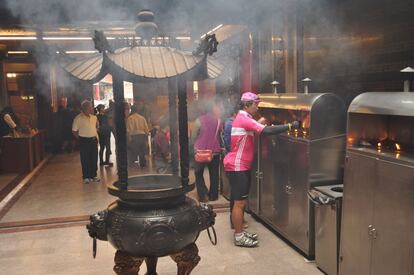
227, 170, 251, 201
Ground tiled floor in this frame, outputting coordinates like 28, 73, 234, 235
0, 152, 227, 223
0, 152, 322, 274
0, 213, 322, 275
0, 173, 18, 192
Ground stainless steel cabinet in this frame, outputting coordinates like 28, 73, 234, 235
340, 150, 414, 275
248, 138, 260, 215
253, 134, 314, 256
260, 135, 278, 225
288, 140, 311, 254
339, 151, 376, 275
273, 136, 290, 233
370, 159, 414, 275
249, 93, 346, 259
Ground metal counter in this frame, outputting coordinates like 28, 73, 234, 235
339, 92, 414, 275
250, 93, 346, 258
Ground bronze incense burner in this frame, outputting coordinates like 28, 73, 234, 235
59, 9, 220, 274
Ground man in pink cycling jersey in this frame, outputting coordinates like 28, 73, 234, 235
224, 92, 299, 247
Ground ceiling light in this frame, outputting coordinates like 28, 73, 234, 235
7, 51, 29, 54
65, 50, 98, 54
43, 37, 92, 40
200, 24, 223, 39
176, 36, 191, 40
210, 24, 223, 33
0, 36, 37, 40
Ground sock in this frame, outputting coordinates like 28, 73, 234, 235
234, 232, 244, 241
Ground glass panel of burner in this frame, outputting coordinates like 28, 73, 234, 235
125, 98, 173, 177
258, 108, 310, 139
348, 113, 414, 159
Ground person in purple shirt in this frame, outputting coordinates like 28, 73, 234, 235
191, 102, 222, 202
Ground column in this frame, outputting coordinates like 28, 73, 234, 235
113, 75, 128, 188
168, 77, 179, 175
178, 76, 189, 186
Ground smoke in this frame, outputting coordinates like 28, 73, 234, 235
4, 0, 289, 33
3, 0, 362, 103
4, 0, 133, 26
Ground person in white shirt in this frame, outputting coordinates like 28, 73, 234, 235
127, 105, 149, 168
72, 100, 100, 184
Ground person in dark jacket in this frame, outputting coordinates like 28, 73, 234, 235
96, 104, 113, 166
223, 107, 238, 154
57, 97, 76, 153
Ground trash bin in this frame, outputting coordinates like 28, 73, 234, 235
308, 184, 343, 275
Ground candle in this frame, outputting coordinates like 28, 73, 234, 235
377, 142, 382, 152
395, 143, 401, 152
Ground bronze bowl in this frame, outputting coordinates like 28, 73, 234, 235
87, 175, 215, 257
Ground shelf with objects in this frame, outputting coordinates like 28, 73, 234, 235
0, 68, 45, 174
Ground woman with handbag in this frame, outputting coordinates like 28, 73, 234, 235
191, 102, 222, 203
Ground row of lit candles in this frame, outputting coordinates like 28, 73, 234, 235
287, 128, 308, 138
347, 138, 403, 158
377, 142, 402, 158
376, 142, 401, 152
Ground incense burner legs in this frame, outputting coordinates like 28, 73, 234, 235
113, 243, 200, 275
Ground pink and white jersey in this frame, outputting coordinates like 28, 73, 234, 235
223, 110, 265, 171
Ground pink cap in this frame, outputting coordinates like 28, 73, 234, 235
241, 92, 260, 102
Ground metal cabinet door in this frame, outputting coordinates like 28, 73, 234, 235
287, 139, 311, 255
248, 137, 260, 215
339, 151, 377, 275
259, 135, 279, 225
370, 160, 414, 275
315, 201, 340, 275
272, 135, 291, 232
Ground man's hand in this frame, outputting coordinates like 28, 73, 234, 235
257, 117, 268, 125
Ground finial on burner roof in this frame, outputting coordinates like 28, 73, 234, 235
135, 9, 159, 41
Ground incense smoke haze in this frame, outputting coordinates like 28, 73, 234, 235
3, 0, 362, 101
4, 0, 290, 33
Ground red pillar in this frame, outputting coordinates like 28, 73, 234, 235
240, 31, 261, 94
240, 41, 252, 94
94, 84, 100, 100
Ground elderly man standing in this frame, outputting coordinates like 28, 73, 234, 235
72, 100, 100, 184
